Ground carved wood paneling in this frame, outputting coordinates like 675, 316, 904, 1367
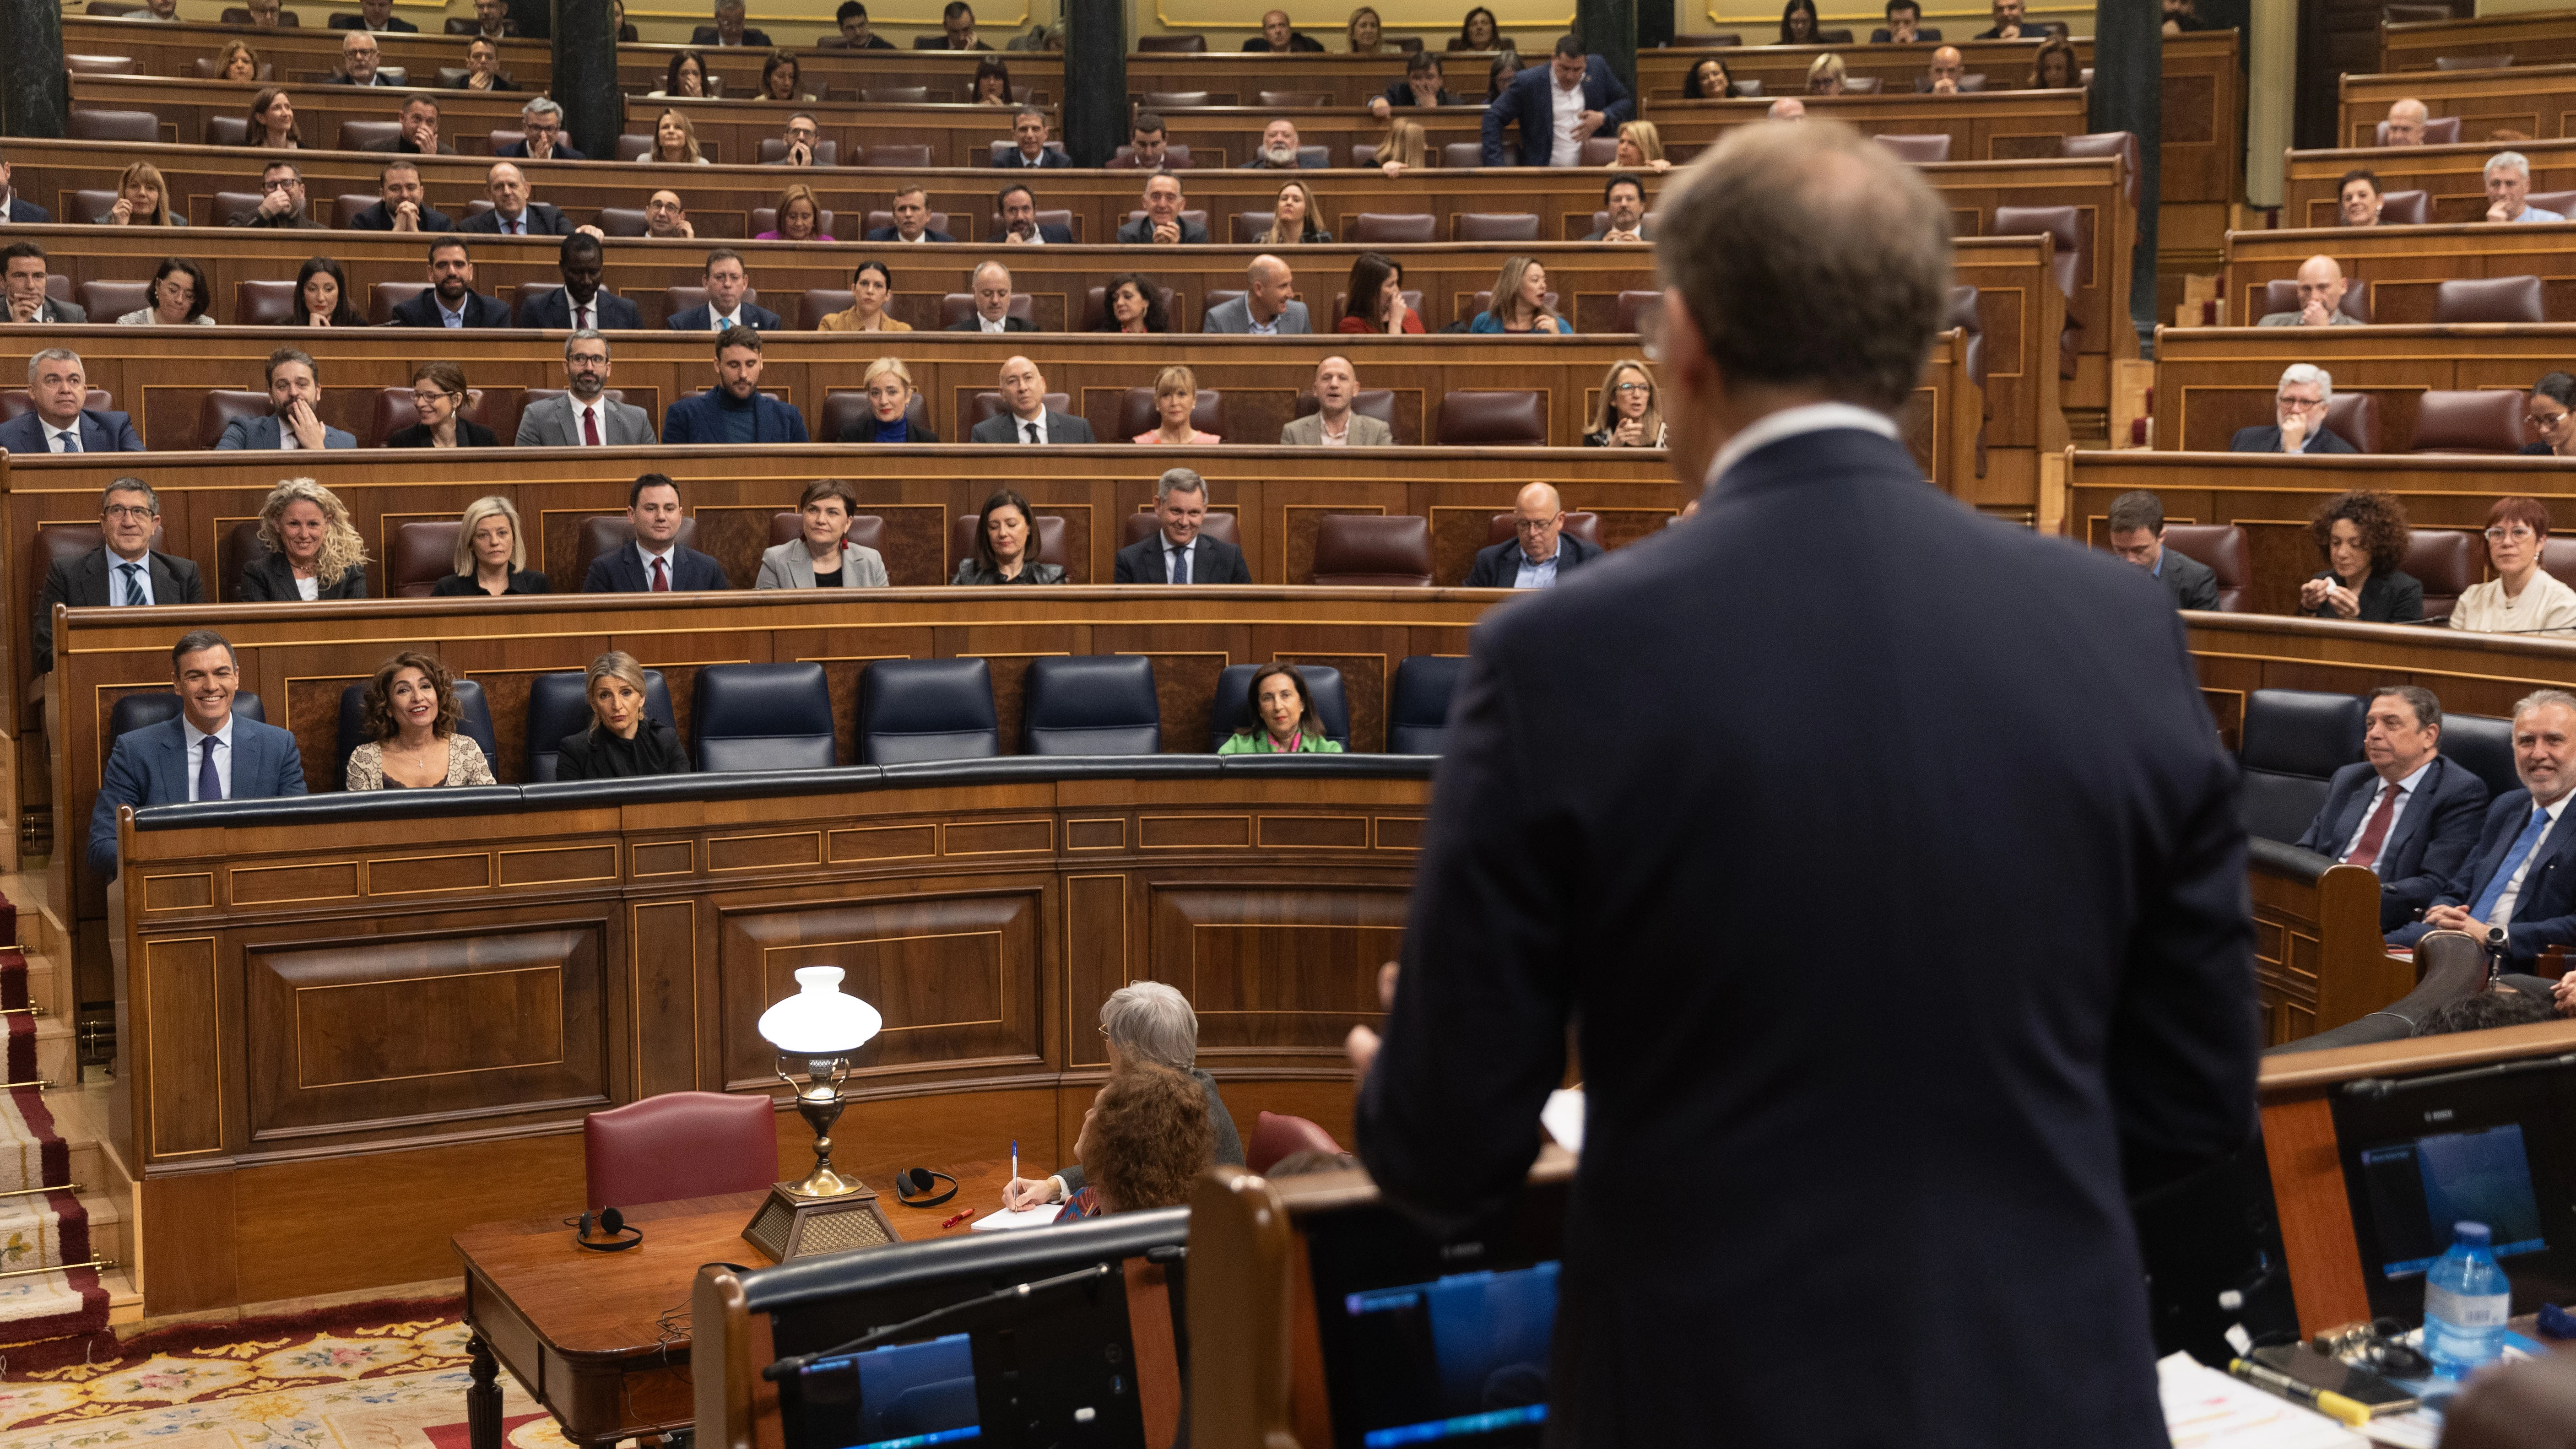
632, 901, 701, 1100
144, 936, 223, 1158
1145, 884, 1405, 1055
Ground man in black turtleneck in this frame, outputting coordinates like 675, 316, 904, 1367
659, 326, 810, 444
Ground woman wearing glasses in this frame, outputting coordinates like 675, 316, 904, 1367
1584, 360, 1665, 447
2523, 372, 2575, 457
384, 362, 498, 448
2450, 496, 2576, 636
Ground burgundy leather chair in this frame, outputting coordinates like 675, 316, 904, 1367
1121, 510, 1239, 547
2410, 390, 2533, 453
951, 513, 1069, 570
1140, 92, 1215, 109
939, 292, 1037, 330
2377, 190, 2432, 225
2528, 190, 2576, 219
212, 191, 265, 226
856, 143, 936, 168
337, 118, 402, 150
2541, 538, 2576, 594
1115, 387, 1226, 440
1440, 142, 1484, 167
1082, 282, 1179, 330
390, 520, 462, 597
1310, 515, 1434, 586
758, 138, 841, 167
1576, 136, 1620, 165
574, 515, 703, 585
371, 386, 490, 447
1347, 212, 1438, 243
2158, 524, 2250, 612
2432, 52, 2511, 69
78, 281, 153, 321
67, 189, 120, 226
1455, 212, 1541, 241
0, 388, 111, 422
191, 55, 274, 79
797, 290, 855, 329
1486, 511, 1601, 547
595, 207, 650, 238
751, 206, 839, 237
1872, 132, 1951, 163
1290, 389, 1404, 443
1436, 390, 1549, 446
857, 86, 931, 103
583, 1092, 779, 1211
818, 391, 930, 440
991, 209, 1082, 241
2374, 116, 2461, 145
369, 281, 431, 325
1137, 32, 1206, 50
1228, 211, 1277, 244
2407, 530, 2476, 622
1257, 89, 1332, 107
330, 193, 380, 229
862, 209, 952, 237
1204, 289, 1247, 317
2431, 276, 2544, 324
966, 391, 1071, 429
1246, 1111, 1346, 1175
2060, 132, 2139, 203
1586, 209, 1661, 238
1111, 143, 1196, 168
1992, 204, 2083, 378
68, 109, 158, 142
2322, 393, 2381, 454
195, 391, 273, 449
2260, 277, 2373, 324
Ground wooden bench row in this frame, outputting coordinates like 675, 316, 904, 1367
2378, 7, 2576, 75
2284, 132, 2576, 228
2338, 60, 2576, 153
2218, 220, 2576, 330
2151, 322, 2572, 456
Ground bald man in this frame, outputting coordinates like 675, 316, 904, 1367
2384, 98, 2429, 146
1203, 255, 1310, 335
1465, 482, 1600, 588
1922, 45, 1966, 94
2256, 255, 2361, 327
1767, 97, 1807, 121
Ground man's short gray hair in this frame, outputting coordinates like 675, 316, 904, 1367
1156, 467, 1208, 502
1099, 980, 1197, 1069
1654, 119, 1952, 413
2485, 150, 2532, 180
2105, 490, 2165, 535
521, 97, 565, 123
2371, 684, 2441, 734
26, 347, 81, 385
2278, 362, 2333, 400
2514, 688, 2576, 723
564, 326, 608, 359
103, 477, 158, 513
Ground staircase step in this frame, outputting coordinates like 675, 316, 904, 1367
104, 1267, 140, 1326
27, 1020, 75, 1088
77, 1188, 124, 1267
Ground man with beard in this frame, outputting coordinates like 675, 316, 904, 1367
660, 326, 809, 443
1239, 117, 1312, 169
215, 348, 357, 449
390, 237, 511, 327
348, 162, 455, 232
517, 331, 657, 446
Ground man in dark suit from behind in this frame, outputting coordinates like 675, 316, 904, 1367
691, 0, 773, 46
88, 630, 308, 880
1480, 33, 1633, 167
1349, 120, 2257, 1448
2103, 490, 2218, 610
1114, 469, 1253, 583
2392, 691, 2576, 970
520, 233, 642, 330
582, 473, 734, 591
390, 236, 513, 327
1465, 481, 1599, 588
2, 348, 145, 459
2230, 363, 2360, 455
34, 478, 205, 674
2296, 685, 2490, 929
0, 152, 51, 223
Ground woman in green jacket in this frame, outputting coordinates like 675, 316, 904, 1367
1218, 663, 1345, 754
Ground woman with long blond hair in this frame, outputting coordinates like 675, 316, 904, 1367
637, 108, 708, 164
1370, 117, 1429, 176
240, 477, 369, 600
1471, 256, 1568, 335
1261, 179, 1331, 244
1585, 359, 1667, 448
108, 162, 183, 226
1612, 120, 1670, 173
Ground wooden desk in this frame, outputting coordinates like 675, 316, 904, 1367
2378, 8, 2576, 74
2283, 134, 2576, 228
2219, 220, 2576, 329
2151, 323, 2576, 455
2338, 61, 2576, 151
61, 14, 558, 91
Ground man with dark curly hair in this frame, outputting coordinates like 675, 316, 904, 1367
1061, 1063, 1212, 1217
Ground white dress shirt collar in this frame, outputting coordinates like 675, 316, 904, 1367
182, 713, 236, 802
42, 418, 81, 451
1014, 411, 1049, 443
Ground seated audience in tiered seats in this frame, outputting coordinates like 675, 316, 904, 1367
394, 238, 512, 328
119, 259, 215, 328
765, 113, 822, 168
1684, 55, 1737, 99
2339, 169, 2386, 226
2231, 364, 2355, 454
1873, 0, 1933, 42
663, 326, 809, 443
1246, 8, 1325, 51
816, 260, 907, 330
2104, 490, 2218, 610
1588, 174, 1651, 241
827, 0, 895, 48
654, 51, 711, 99
4, 350, 141, 457
433, 496, 550, 595
952, 488, 1063, 583
1450, 5, 1499, 49
242, 478, 371, 600
346, 652, 498, 789
217, 348, 357, 449
329, 29, 395, 85
1585, 359, 1666, 446
1923, 45, 1965, 94
866, 187, 954, 243
1111, 114, 1183, 171
1472, 256, 1568, 334
2030, 37, 2077, 88
3, 244, 83, 323
0, 152, 44, 224
210, 41, 262, 82
2300, 489, 2422, 622
761, 51, 811, 101
1051, 1060, 1217, 1218
2452, 497, 2576, 636
1467, 481, 1597, 588
557, 651, 693, 779
2416, 991, 2560, 1036
759, 478, 890, 588
1613, 122, 1669, 173
462, 162, 575, 236
1485, 35, 1630, 166
756, 183, 832, 240
106, 163, 184, 227
1780, 0, 1820, 43
1261, 180, 1331, 243
2257, 256, 2360, 327
1805, 54, 1846, 97
243, 87, 302, 148
1341, 253, 1423, 334
32, 479, 193, 672
1973, 0, 2026, 39
387, 362, 499, 448
519, 330, 656, 445
238, 160, 325, 228
646, 190, 697, 237
2527, 373, 2576, 458
1219, 664, 1346, 753
524, 235, 641, 329
642, 110, 711, 165
470, 0, 516, 39
1283, 356, 1393, 443
694, 0, 770, 46
349, 162, 454, 232
936, 0, 990, 49
291, 256, 368, 325
1369, 117, 1429, 175
1006, 982, 1241, 1212
1769, 97, 1808, 121
361, 94, 455, 155
670, 250, 781, 330
1116, 468, 1251, 579
2486, 152, 2566, 224
461, 33, 515, 86
1369, 51, 1461, 114
973, 357, 1094, 442
584, 475, 731, 591
949, 261, 1034, 331
2295, 685, 2489, 926
88, 630, 307, 878
838, 357, 936, 440
2391, 689, 2576, 966
498, 98, 584, 160
334, 0, 416, 33
1349, 5, 1388, 53
993, 183, 1076, 244
1119, 173, 1211, 243
1205, 255, 1310, 334
995, 108, 1068, 169
2382, 98, 2428, 146
1242, 119, 1312, 171
1093, 272, 1173, 333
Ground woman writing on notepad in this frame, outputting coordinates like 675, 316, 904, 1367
1048, 1064, 1212, 1219
1001, 982, 1242, 1213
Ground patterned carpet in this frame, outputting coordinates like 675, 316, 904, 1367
0, 1300, 565, 1449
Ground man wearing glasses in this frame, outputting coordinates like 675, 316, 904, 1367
34, 478, 204, 674
497, 98, 588, 160
233, 160, 325, 228
2230, 363, 2357, 454
1465, 481, 1599, 588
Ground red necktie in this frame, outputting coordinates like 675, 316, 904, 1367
582, 406, 601, 446
2347, 782, 2401, 868
575, 302, 590, 330
650, 557, 669, 591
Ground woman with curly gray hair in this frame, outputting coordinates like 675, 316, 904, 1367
1000, 979, 1244, 1211
239, 476, 368, 601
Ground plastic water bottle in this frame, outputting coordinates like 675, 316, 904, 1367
2424, 1221, 2511, 1379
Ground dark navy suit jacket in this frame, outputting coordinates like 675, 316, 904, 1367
580, 542, 731, 592
1464, 531, 1601, 587
667, 301, 784, 332
1354, 425, 2257, 1446
458, 201, 574, 235
2295, 756, 2490, 928
6, 199, 51, 223
493, 139, 588, 160
1480, 56, 1634, 166
661, 388, 810, 444
390, 289, 514, 328
0, 408, 145, 455
2229, 424, 2359, 455
2390, 789, 2576, 967
519, 287, 642, 330
1111, 533, 1252, 584
89, 714, 307, 876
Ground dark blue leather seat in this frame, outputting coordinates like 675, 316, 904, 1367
110, 691, 265, 736
693, 663, 838, 772
2439, 712, 2518, 803
1207, 664, 1350, 752
1023, 656, 1161, 755
860, 659, 1001, 764
334, 679, 498, 788
524, 669, 676, 783
2239, 688, 2365, 843
1386, 655, 1467, 755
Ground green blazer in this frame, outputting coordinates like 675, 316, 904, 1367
1217, 731, 1343, 754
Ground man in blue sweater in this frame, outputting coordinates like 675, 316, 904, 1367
663, 326, 810, 444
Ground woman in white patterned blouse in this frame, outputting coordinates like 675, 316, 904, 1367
344, 651, 497, 790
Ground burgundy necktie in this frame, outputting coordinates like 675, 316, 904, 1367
582, 406, 600, 447
651, 557, 669, 591
575, 302, 590, 330
2347, 783, 2401, 869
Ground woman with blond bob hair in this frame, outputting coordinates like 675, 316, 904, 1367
1135, 365, 1220, 445
241, 477, 368, 600
345, 651, 497, 790
838, 356, 937, 442
1612, 120, 1670, 173
1471, 255, 1567, 335
1585, 359, 1667, 448
432, 496, 548, 596
638, 108, 707, 164
555, 650, 690, 779
1261, 179, 1331, 245
108, 162, 183, 227
1804, 52, 1846, 96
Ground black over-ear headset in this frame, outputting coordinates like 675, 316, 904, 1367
895, 1168, 958, 1207
567, 1206, 645, 1252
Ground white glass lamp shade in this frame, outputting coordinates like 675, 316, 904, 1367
758, 967, 883, 1056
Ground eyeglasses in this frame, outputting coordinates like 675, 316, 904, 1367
1613, 380, 1651, 392
2532, 409, 2572, 430
2487, 526, 2539, 543
411, 389, 459, 406
2277, 394, 2328, 411
102, 505, 156, 521
261, 177, 300, 192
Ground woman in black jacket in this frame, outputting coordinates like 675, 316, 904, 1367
384, 362, 499, 449
239, 477, 369, 601
2299, 489, 2424, 623
554, 651, 692, 779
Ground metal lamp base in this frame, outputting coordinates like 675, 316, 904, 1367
742, 1179, 899, 1262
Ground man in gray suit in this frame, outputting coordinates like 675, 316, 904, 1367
516, 331, 657, 446
3, 244, 86, 324
968, 355, 1096, 443
214, 348, 357, 450
1203, 255, 1310, 335
1280, 356, 1395, 445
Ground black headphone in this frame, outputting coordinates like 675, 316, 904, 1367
894, 1168, 958, 1208
567, 1206, 644, 1252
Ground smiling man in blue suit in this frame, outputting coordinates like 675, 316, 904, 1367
2393, 689, 2576, 970
1480, 34, 1633, 167
2297, 686, 2489, 929
89, 630, 307, 879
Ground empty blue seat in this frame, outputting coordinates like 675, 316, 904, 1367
1208, 664, 1350, 752
1023, 656, 1161, 755
693, 663, 838, 772
110, 691, 265, 737
860, 659, 1001, 765
523, 669, 676, 783
335, 678, 498, 788
2239, 688, 2365, 844
1386, 655, 1467, 755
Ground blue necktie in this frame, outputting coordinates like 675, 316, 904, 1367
2471, 803, 2553, 924
55, 431, 79, 453
1171, 544, 1190, 585
118, 562, 143, 606
197, 736, 222, 802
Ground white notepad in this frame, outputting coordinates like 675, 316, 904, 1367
2158, 1353, 2369, 1449
970, 1203, 1059, 1232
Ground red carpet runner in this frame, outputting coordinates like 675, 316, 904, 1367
0, 899, 111, 1371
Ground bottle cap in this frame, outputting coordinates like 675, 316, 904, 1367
2454, 1221, 2493, 1249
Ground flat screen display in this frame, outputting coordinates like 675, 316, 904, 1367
790, 1333, 982, 1449
2359, 1125, 2549, 1280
